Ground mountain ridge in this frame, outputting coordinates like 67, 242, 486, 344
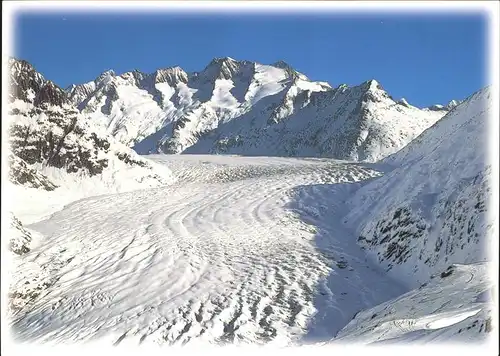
66, 57, 456, 111
54, 56, 454, 161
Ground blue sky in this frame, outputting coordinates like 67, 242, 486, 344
14, 11, 488, 107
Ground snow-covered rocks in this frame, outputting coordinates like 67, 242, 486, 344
8, 214, 35, 255
5, 58, 176, 226
398, 98, 410, 107
7, 58, 175, 195
8, 154, 57, 191
345, 86, 493, 287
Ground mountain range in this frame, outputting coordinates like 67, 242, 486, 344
65, 56, 458, 161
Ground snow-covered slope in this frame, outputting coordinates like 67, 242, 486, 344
68, 57, 448, 162
335, 263, 494, 344
343, 87, 493, 288
186, 79, 446, 161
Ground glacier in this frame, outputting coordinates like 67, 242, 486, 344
4, 57, 496, 348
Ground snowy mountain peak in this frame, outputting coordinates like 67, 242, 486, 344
210, 56, 236, 63
95, 69, 116, 86
427, 104, 447, 112
427, 99, 461, 112
7, 57, 175, 200
272, 60, 292, 68
363, 79, 382, 92
271, 60, 309, 81
8, 57, 39, 78
398, 98, 410, 107
446, 99, 460, 110
154, 66, 188, 85
198, 56, 254, 81
358, 79, 393, 105
8, 57, 45, 101
54, 56, 452, 161
8, 58, 69, 107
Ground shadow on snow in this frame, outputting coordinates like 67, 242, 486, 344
284, 175, 407, 344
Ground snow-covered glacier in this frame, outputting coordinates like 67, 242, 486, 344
4, 57, 495, 348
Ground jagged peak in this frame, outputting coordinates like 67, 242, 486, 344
357, 79, 398, 105
198, 56, 252, 81
361, 79, 391, 95
157, 65, 184, 73
7, 57, 70, 107
336, 83, 349, 90
204, 57, 240, 72
65, 84, 76, 92
362, 79, 383, 91
398, 98, 410, 107
66, 81, 96, 102
95, 69, 116, 85
209, 56, 237, 65
8, 57, 33, 69
155, 66, 188, 85
427, 99, 460, 112
155, 66, 186, 77
44, 80, 57, 88
427, 104, 447, 112
446, 99, 460, 110
271, 60, 309, 81
8, 57, 45, 82
121, 70, 150, 84
272, 60, 292, 69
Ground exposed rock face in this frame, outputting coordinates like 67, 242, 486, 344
7, 214, 58, 316
5, 59, 174, 320
8, 59, 45, 103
